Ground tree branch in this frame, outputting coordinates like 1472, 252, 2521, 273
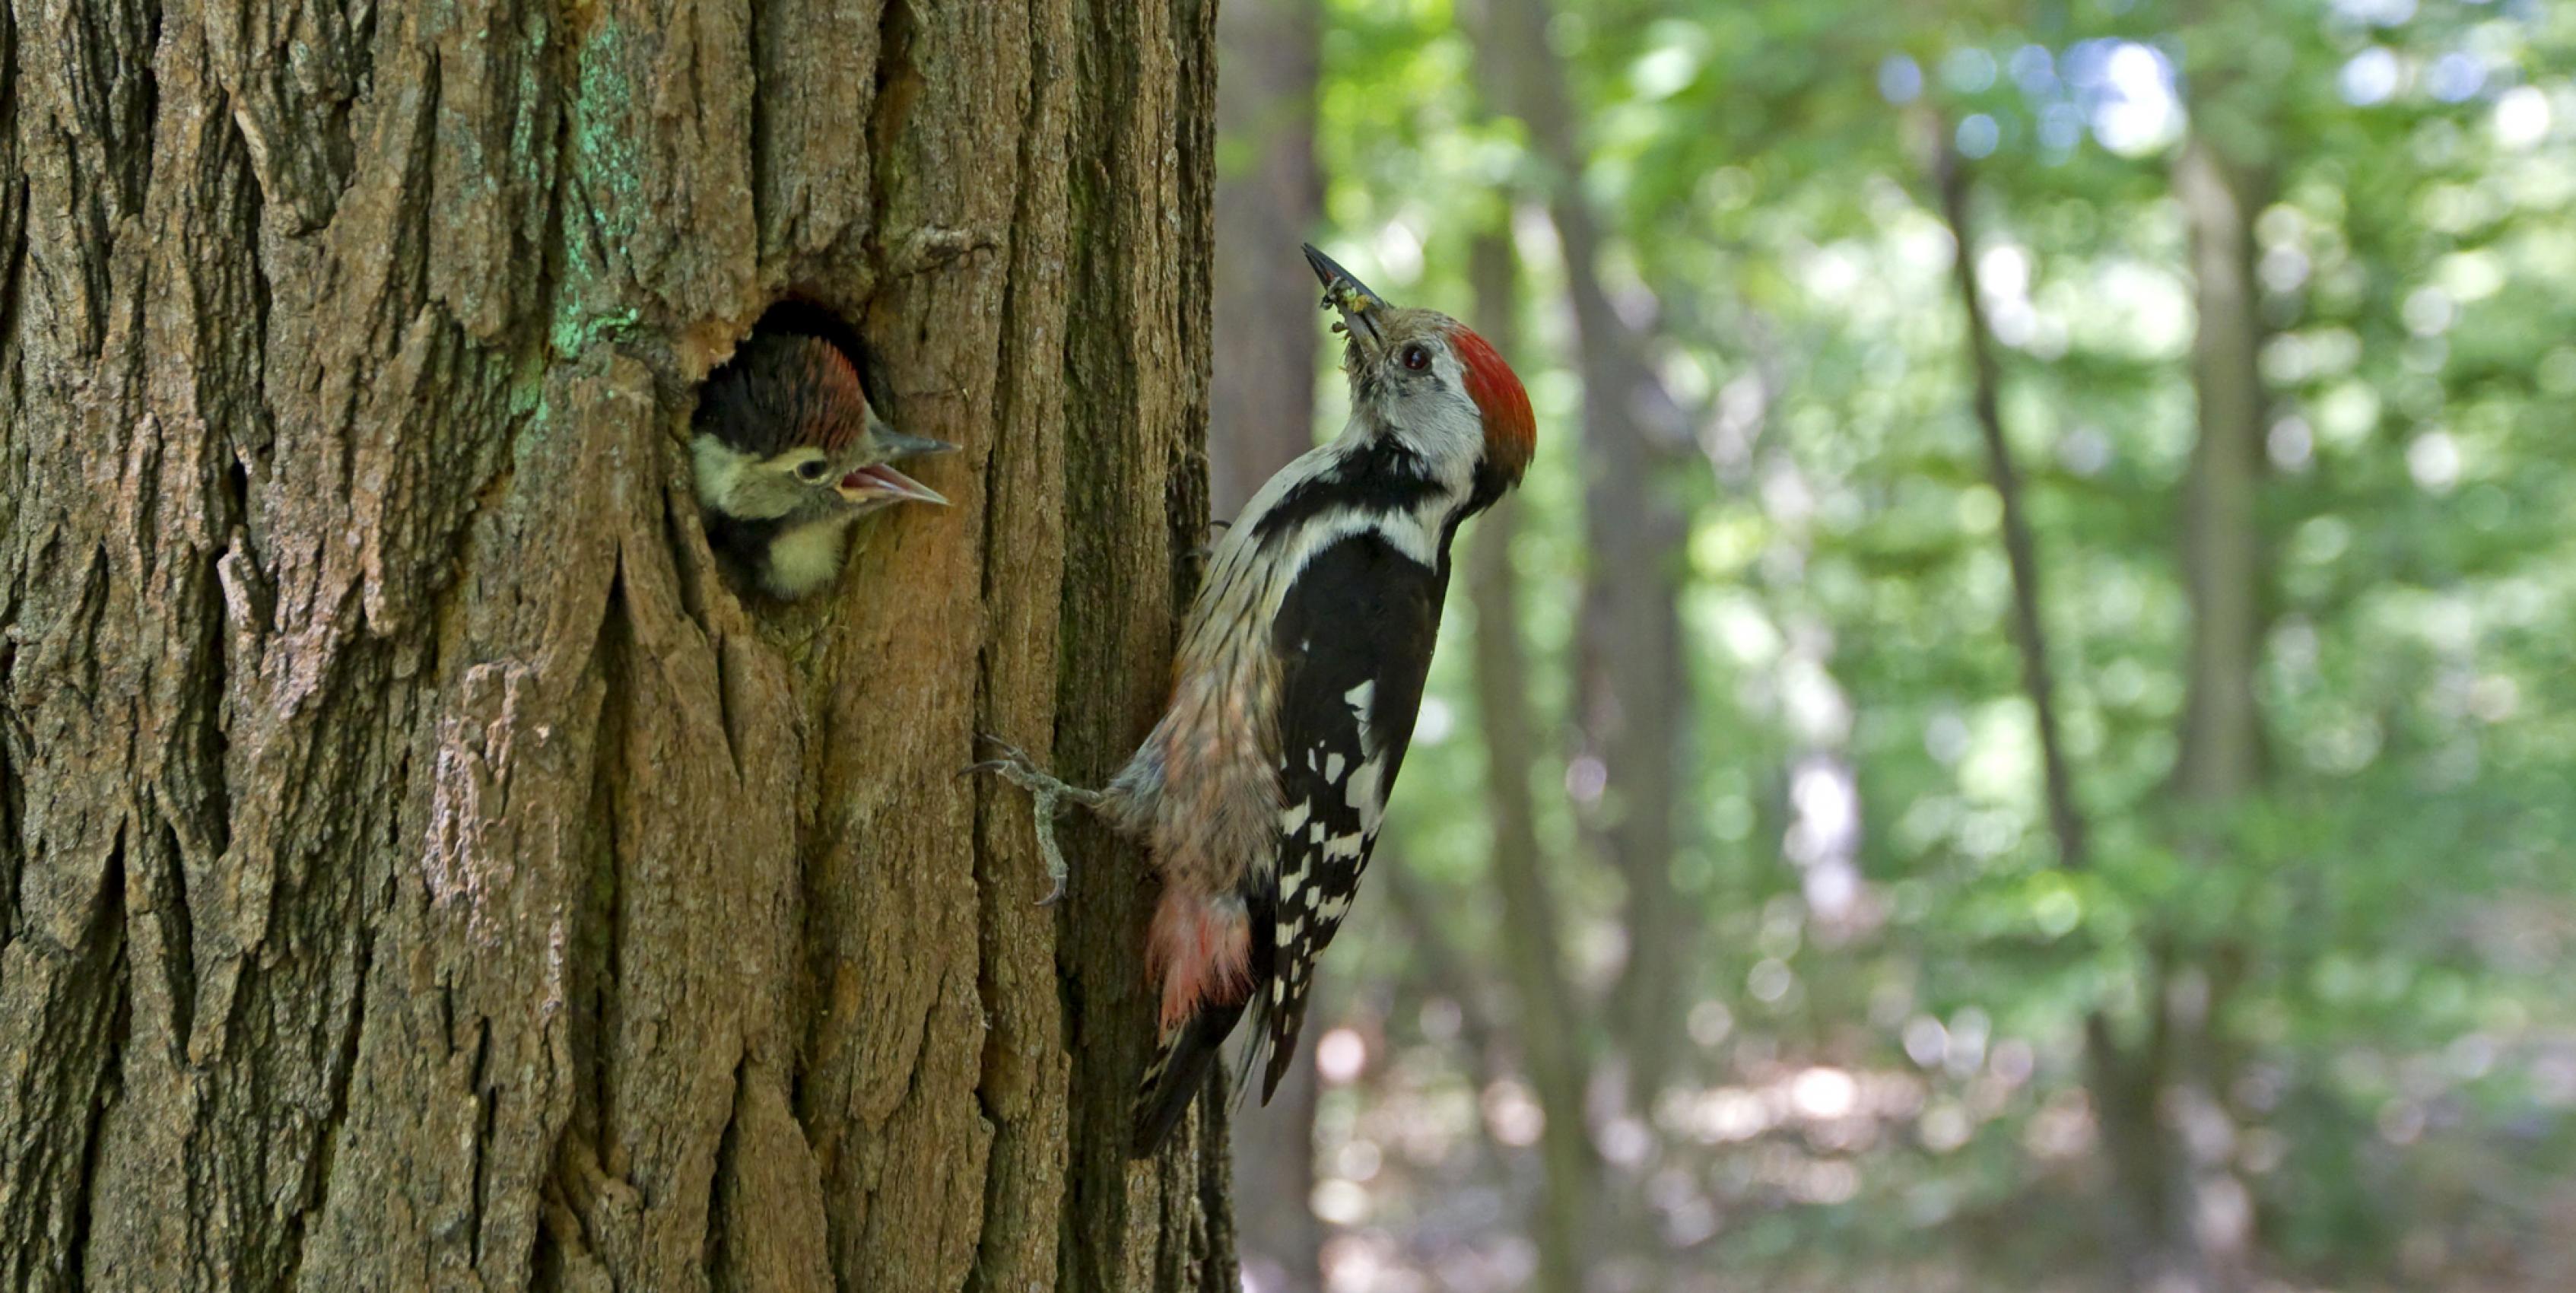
1930, 139, 2091, 872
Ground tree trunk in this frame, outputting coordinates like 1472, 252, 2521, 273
1228, 1050, 1317, 1293
1475, 0, 1695, 1118
0, 3, 1229, 1291
1207, 0, 1323, 521
1207, 5, 1324, 1287
2173, 143, 2269, 808
2150, 110, 2273, 1293
2069, 125, 2270, 1293
1931, 133, 2166, 1285
1931, 145, 2088, 875
1932, 96, 2269, 1292
1462, 230, 1593, 1293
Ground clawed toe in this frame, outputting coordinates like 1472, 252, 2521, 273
966, 732, 1093, 903
975, 731, 1033, 762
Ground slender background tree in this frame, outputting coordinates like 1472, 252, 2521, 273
1274, 0, 2576, 1288
1209, 0, 1327, 1288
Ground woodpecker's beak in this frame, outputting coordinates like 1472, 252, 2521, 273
1304, 243, 1388, 354
839, 422, 956, 507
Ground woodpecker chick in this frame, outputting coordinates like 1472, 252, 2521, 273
974, 243, 1536, 1155
692, 333, 955, 598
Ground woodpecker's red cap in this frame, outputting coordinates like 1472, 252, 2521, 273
1447, 322, 1533, 485
700, 335, 876, 457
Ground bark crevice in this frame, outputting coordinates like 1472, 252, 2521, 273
66, 831, 134, 1293
5, 2, 1228, 1287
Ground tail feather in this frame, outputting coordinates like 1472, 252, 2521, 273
1132, 888, 1258, 1155
1254, 967, 1318, 1104
1130, 1001, 1247, 1156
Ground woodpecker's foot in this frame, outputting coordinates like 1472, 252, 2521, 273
965, 733, 1101, 905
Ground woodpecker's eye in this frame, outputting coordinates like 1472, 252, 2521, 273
1401, 344, 1432, 372
795, 459, 831, 482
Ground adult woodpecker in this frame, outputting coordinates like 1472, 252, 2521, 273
692, 332, 956, 598
975, 244, 1535, 1154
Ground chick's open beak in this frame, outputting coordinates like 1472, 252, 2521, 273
1303, 243, 1388, 354
838, 422, 957, 507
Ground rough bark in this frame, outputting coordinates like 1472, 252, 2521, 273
0, 2, 1228, 1290
1474, 0, 1695, 1114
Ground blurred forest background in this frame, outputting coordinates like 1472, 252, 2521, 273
1203, 1, 2576, 1290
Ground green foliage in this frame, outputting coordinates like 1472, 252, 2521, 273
1293, 0, 2576, 1285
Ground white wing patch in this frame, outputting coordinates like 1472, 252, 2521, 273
1342, 759, 1386, 824
1342, 681, 1377, 751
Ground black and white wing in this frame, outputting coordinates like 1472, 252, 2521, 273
1252, 529, 1448, 1100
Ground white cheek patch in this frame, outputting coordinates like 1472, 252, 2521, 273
1342, 681, 1377, 753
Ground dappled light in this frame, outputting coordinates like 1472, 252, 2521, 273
1218, 0, 2576, 1288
